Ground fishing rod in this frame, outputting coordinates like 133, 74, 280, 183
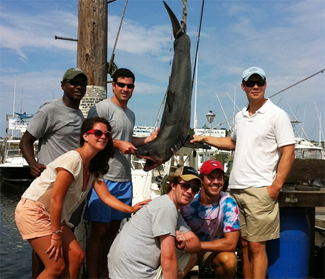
269, 68, 325, 98
191, 0, 205, 91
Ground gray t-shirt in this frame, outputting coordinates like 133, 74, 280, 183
87, 98, 135, 181
27, 98, 84, 165
107, 195, 190, 279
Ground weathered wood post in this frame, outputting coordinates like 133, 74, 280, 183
78, 0, 108, 117
74, 1, 109, 276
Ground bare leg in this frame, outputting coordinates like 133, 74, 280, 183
178, 253, 197, 278
100, 220, 121, 278
86, 222, 110, 278
86, 220, 121, 279
241, 237, 251, 279
29, 226, 84, 279
32, 249, 44, 279
249, 241, 267, 279
212, 252, 237, 279
29, 236, 66, 279
60, 226, 84, 278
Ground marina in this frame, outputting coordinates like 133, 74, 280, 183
0, 1, 324, 278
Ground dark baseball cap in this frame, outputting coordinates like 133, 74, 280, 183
62, 67, 87, 82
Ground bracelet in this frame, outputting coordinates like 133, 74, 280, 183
52, 230, 62, 234
51, 238, 62, 241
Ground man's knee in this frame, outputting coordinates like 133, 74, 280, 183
248, 241, 266, 255
214, 252, 237, 270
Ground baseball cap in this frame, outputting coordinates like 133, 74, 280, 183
200, 159, 224, 175
62, 68, 87, 82
242, 67, 266, 81
174, 166, 201, 184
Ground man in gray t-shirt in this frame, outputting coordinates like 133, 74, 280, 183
108, 166, 202, 279
20, 67, 87, 177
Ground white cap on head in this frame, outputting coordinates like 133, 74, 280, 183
242, 67, 266, 81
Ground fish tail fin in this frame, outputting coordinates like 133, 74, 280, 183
163, 1, 184, 38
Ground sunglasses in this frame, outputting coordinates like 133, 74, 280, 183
115, 82, 134, 89
178, 182, 200, 195
244, 80, 266, 87
86, 129, 112, 140
66, 80, 87, 87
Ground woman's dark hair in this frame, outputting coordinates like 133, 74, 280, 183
80, 117, 114, 178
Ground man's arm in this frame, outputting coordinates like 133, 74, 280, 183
19, 131, 46, 177
160, 234, 178, 279
190, 135, 236, 150
200, 231, 240, 253
176, 230, 201, 253
132, 128, 160, 147
268, 144, 295, 200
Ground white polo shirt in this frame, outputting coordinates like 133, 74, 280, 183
229, 99, 295, 189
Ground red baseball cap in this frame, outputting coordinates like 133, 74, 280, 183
200, 159, 224, 175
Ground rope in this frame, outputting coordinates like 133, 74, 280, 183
107, 0, 129, 77
176, 0, 188, 37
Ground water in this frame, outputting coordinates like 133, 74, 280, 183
0, 179, 32, 278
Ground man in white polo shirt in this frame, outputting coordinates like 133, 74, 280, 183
190, 67, 295, 279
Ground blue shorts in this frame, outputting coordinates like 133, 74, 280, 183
83, 180, 133, 222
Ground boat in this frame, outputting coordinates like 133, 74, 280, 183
0, 114, 36, 184
294, 137, 324, 160
0, 138, 37, 184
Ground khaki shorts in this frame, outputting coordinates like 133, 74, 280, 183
15, 198, 52, 240
230, 187, 279, 242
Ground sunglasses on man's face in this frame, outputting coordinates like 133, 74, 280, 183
244, 80, 266, 87
178, 182, 200, 195
115, 82, 134, 89
86, 129, 112, 140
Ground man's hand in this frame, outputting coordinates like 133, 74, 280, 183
190, 135, 205, 144
175, 230, 186, 250
30, 162, 46, 177
267, 185, 281, 200
145, 127, 160, 144
113, 140, 137, 155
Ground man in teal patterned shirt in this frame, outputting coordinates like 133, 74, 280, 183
180, 160, 240, 279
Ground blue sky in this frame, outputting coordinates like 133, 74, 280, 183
0, 0, 324, 141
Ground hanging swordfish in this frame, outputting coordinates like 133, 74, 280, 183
135, 1, 193, 171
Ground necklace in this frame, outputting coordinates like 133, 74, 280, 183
196, 192, 221, 221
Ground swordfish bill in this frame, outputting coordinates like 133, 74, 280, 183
135, 1, 192, 171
